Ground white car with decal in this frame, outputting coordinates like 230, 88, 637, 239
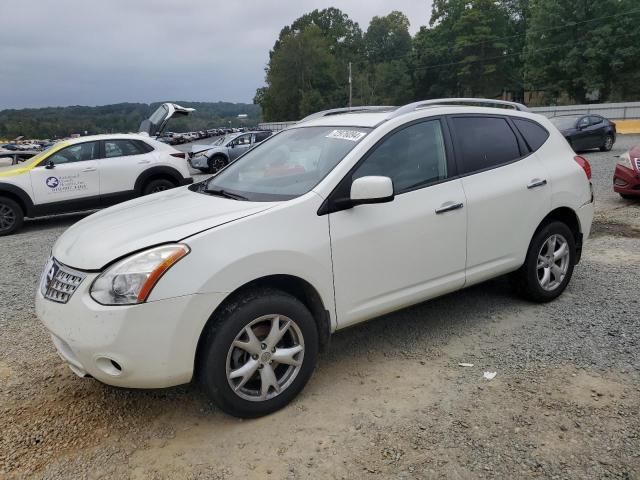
0, 103, 194, 235
35, 99, 593, 418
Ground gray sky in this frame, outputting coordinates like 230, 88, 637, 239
0, 0, 432, 110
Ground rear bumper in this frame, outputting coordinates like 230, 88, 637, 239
613, 164, 640, 196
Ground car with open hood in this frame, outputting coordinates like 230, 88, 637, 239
36, 98, 593, 418
0, 103, 193, 235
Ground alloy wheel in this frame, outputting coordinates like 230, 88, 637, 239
536, 234, 570, 291
0, 204, 16, 232
226, 314, 305, 402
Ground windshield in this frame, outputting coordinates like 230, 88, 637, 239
15, 141, 69, 168
550, 116, 579, 130
203, 126, 371, 201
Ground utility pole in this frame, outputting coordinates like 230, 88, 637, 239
348, 62, 352, 110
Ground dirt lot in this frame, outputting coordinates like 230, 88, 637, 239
1, 136, 639, 479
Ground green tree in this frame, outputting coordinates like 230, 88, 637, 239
364, 11, 412, 63
524, 0, 615, 103
260, 25, 338, 120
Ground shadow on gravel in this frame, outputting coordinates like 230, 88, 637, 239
19, 211, 94, 234
590, 219, 640, 239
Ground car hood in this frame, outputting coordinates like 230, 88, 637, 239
53, 186, 276, 270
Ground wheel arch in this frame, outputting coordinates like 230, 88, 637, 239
134, 166, 183, 194
0, 183, 34, 217
535, 206, 582, 263
194, 274, 332, 376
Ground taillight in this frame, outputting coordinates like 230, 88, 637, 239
170, 152, 186, 159
574, 155, 591, 180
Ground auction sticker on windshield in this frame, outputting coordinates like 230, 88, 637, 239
325, 129, 367, 141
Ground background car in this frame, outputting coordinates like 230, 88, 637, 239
189, 130, 273, 173
550, 114, 616, 152
0, 150, 39, 167
0, 103, 195, 235
613, 145, 640, 199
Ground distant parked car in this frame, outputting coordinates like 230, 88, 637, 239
1, 144, 18, 151
550, 114, 616, 152
613, 145, 640, 199
189, 130, 273, 173
0, 150, 39, 167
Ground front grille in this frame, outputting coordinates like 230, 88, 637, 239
635, 158, 640, 170
41, 258, 86, 304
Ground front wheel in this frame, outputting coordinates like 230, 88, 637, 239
512, 221, 576, 302
207, 155, 228, 174
199, 289, 318, 418
0, 196, 24, 236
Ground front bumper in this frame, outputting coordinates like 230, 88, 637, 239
613, 164, 640, 196
189, 155, 209, 169
36, 272, 226, 388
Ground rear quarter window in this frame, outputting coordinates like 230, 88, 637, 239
512, 118, 550, 152
451, 116, 522, 173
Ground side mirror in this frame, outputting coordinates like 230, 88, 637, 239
350, 176, 394, 205
45, 160, 55, 169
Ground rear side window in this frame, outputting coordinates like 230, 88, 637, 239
254, 131, 272, 143
104, 140, 146, 158
451, 116, 521, 173
512, 118, 549, 152
589, 116, 603, 126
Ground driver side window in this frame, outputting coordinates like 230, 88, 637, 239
47, 142, 99, 165
352, 120, 448, 194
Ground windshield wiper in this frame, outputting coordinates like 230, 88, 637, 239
203, 187, 248, 201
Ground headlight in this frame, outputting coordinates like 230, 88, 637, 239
617, 152, 633, 169
90, 244, 190, 305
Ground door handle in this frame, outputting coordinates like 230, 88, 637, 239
137, 160, 151, 164
527, 178, 547, 189
435, 201, 464, 214
82, 167, 97, 172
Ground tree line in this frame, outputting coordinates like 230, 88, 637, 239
0, 101, 260, 140
254, 0, 640, 121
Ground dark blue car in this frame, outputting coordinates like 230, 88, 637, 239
550, 114, 616, 152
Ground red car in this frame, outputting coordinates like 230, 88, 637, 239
613, 145, 640, 199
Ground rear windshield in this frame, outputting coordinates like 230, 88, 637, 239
550, 116, 579, 129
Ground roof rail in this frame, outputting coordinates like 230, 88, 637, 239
389, 98, 531, 119
299, 106, 395, 123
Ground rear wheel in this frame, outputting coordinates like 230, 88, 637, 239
512, 221, 576, 302
142, 178, 175, 195
0, 196, 24, 236
207, 155, 228, 174
600, 134, 614, 152
198, 289, 318, 418
620, 193, 637, 200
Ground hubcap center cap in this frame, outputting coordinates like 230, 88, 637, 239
260, 351, 272, 363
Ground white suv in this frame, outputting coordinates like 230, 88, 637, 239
0, 103, 194, 235
36, 99, 594, 417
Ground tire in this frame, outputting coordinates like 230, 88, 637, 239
0, 196, 24, 236
198, 288, 319, 418
207, 155, 228, 174
600, 134, 614, 152
620, 193, 637, 200
512, 221, 576, 303
142, 178, 176, 195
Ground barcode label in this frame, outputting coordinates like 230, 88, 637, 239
325, 129, 367, 142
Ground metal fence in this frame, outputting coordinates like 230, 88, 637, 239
530, 101, 640, 119
258, 121, 297, 131
259, 101, 640, 129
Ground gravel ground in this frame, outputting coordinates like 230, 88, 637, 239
1, 135, 639, 479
